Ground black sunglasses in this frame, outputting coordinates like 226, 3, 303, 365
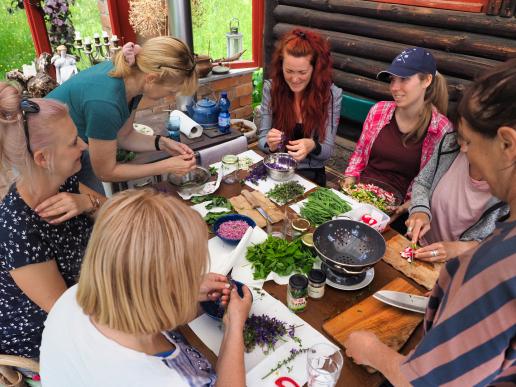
20, 99, 40, 156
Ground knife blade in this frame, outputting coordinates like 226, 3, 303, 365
373, 290, 428, 314
241, 190, 273, 223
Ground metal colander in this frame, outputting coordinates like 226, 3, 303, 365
313, 219, 386, 275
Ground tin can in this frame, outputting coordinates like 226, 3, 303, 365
308, 269, 326, 299
287, 274, 308, 313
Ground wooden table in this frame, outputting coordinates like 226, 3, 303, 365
132, 111, 242, 165
153, 159, 424, 387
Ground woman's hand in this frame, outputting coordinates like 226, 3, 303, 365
35, 193, 92, 225
340, 176, 356, 189
223, 285, 252, 330
343, 331, 383, 367
164, 154, 197, 176
266, 128, 284, 151
415, 240, 479, 262
159, 136, 194, 156
389, 200, 411, 224
198, 273, 231, 303
405, 212, 431, 243
286, 138, 316, 162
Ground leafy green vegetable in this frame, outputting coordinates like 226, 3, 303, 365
300, 188, 352, 225
206, 196, 232, 210
203, 211, 235, 227
191, 194, 216, 204
209, 166, 218, 176
116, 149, 136, 163
266, 181, 305, 205
246, 236, 315, 279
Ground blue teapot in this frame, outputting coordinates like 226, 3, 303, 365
186, 97, 220, 128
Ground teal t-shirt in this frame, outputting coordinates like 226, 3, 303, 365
47, 61, 137, 143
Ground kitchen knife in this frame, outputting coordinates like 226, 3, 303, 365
373, 290, 428, 314
241, 190, 273, 223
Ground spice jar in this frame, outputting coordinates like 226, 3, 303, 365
308, 269, 326, 299
291, 218, 310, 238
222, 154, 238, 184
287, 274, 308, 313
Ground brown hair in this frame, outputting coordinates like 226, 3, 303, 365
403, 72, 449, 146
76, 189, 208, 334
458, 59, 516, 138
0, 82, 69, 198
110, 36, 198, 96
269, 28, 333, 141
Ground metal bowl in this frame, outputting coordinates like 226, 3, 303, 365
313, 219, 386, 275
263, 153, 298, 181
168, 166, 210, 188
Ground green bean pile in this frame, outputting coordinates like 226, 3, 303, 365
300, 188, 352, 225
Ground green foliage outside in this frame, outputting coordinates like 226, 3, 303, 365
191, 0, 252, 61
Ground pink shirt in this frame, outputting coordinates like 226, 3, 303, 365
344, 101, 452, 199
422, 153, 492, 245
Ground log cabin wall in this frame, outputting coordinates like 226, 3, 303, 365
263, 0, 516, 141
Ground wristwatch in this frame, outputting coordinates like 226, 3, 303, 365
154, 135, 162, 151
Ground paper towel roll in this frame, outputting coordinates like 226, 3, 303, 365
170, 110, 203, 139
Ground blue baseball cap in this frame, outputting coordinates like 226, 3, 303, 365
377, 47, 436, 80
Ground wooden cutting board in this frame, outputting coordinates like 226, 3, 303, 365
383, 233, 442, 290
229, 190, 283, 228
323, 277, 424, 373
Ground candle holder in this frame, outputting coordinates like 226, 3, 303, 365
74, 31, 121, 66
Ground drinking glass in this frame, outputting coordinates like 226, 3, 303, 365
307, 343, 344, 387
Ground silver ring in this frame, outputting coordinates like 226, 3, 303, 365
407, 227, 413, 233
431, 250, 438, 257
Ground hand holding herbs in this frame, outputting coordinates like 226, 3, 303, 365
246, 236, 315, 279
266, 181, 305, 205
300, 188, 352, 225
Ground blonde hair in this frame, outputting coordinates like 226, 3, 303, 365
76, 189, 208, 334
110, 36, 198, 96
403, 73, 449, 146
0, 82, 68, 198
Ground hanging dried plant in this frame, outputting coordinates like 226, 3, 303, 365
128, 0, 168, 37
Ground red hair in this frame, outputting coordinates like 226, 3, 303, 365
269, 28, 333, 141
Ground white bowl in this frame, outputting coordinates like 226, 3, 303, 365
230, 119, 257, 139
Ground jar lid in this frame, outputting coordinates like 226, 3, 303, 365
301, 233, 314, 248
308, 269, 326, 284
222, 155, 238, 164
289, 274, 308, 289
292, 218, 310, 232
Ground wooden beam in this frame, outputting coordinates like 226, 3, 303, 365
263, 0, 279, 78
23, 0, 51, 56
279, 0, 516, 39
370, 0, 486, 13
274, 5, 516, 61
274, 23, 500, 79
333, 69, 391, 101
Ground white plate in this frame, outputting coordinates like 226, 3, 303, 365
133, 123, 154, 135
245, 173, 317, 205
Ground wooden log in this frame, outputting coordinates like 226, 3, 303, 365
332, 70, 392, 101
274, 5, 516, 61
486, 0, 503, 15
500, 0, 516, 16
274, 23, 501, 79
278, 0, 516, 39
371, 0, 486, 13
331, 53, 469, 101
263, 0, 279, 78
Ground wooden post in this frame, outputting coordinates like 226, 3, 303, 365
23, 0, 51, 56
263, 0, 279, 78
106, 0, 136, 45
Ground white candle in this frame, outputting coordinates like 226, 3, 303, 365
111, 35, 118, 41
102, 31, 108, 38
75, 31, 81, 40
93, 33, 99, 39
84, 37, 91, 45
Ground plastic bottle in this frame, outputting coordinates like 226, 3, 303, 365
166, 114, 181, 142
218, 91, 231, 134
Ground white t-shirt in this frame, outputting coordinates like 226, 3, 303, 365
40, 285, 215, 387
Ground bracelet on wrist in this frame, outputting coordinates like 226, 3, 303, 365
85, 194, 101, 215
154, 135, 162, 151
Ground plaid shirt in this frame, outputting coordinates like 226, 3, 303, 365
344, 101, 452, 199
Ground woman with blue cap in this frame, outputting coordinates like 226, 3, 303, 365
342, 47, 452, 217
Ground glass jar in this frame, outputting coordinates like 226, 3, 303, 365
291, 218, 310, 238
221, 154, 238, 184
308, 269, 326, 300
287, 274, 308, 313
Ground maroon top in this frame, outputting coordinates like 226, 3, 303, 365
361, 118, 424, 198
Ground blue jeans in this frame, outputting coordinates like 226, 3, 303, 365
77, 150, 105, 195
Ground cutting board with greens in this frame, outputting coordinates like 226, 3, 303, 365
323, 277, 424, 373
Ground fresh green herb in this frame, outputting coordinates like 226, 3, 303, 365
246, 236, 315, 279
191, 194, 215, 204
262, 347, 309, 380
203, 211, 234, 227
300, 188, 352, 225
116, 149, 136, 163
206, 196, 232, 210
209, 166, 218, 176
266, 181, 305, 205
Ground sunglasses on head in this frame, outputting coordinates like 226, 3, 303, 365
20, 99, 40, 156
